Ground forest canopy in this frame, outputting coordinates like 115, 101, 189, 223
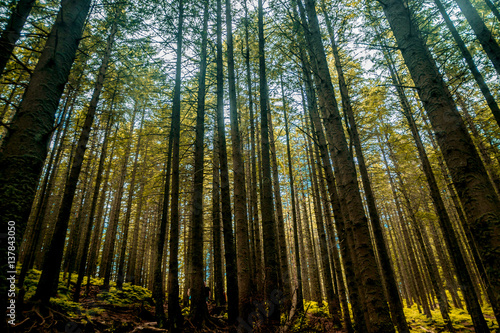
0, 0, 499, 331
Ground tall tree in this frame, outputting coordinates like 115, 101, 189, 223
189, 0, 209, 326
33, 18, 119, 304
379, 0, 500, 321
320, 3, 409, 331
225, 0, 252, 321
165, 0, 184, 329
216, 0, 239, 324
73, 112, 114, 302
258, 0, 281, 327
282, 78, 304, 314
384, 49, 492, 330
0, 0, 92, 310
300, 0, 395, 330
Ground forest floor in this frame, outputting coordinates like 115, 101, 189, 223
8, 269, 499, 332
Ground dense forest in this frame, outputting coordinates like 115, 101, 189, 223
0, 0, 499, 331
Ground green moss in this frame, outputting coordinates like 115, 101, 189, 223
97, 283, 152, 305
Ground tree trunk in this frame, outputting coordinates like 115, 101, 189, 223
320, 3, 409, 331
225, 0, 252, 321
33, 19, 117, 304
216, 0, 239, 324
268, 111, 292, 301
0, 0, 92, 307
116, 109, 145, 289
433, 0, 500, 127
299, 0, 394, 330
385, 50, 492, 329
311, 145, 342, 327
243, 0, 263, 292
212, 125, 225, 307
0, 0, 36, 75
101, 107, 136, 290
378, 134, 433, 318
126, 150, 148, 285
189, 1, 209, 325
163, 3, 184, 328
282, 80, 304, 314
257, 0, 281, 326
86, 122, 118, 285
454, 0, 500, 76
73, 113, 113, 301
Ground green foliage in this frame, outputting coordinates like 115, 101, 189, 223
304, 300, 330, 318
403, 302, 499, 332
97, 283, 152, 306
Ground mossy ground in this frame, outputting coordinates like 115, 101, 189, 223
11, 272, 499, 332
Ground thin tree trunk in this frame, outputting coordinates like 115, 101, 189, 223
216, 0, 239, 324
268, 111, 291, 301
127, 154, 148, 285
101, 107, 136, 290
225, 0, 252, 321
483, 0, 500, 21
386, 137, 454, 330
86, 123, 118, 286
0, 0, 36, 75
455, 94, 500, 194
454, 0, 500, 76
212, 126, 225, 307
311, 145, 342, 327
282, 80, 304, 314
378, 134, 433, 318
73, 113, 113, 301
116, 109, 145, 289
189, 1, 209, 325
433, 0, 500, 127
258, 0, 281, 324
164, 1, 184, 329
243, 0, 263, 292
